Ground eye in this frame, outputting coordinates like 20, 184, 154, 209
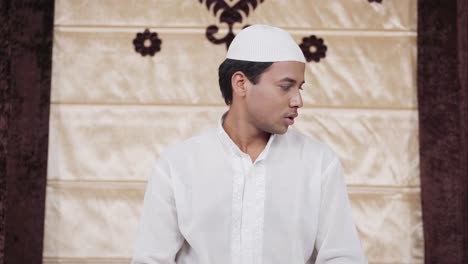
280, 85, 292, 91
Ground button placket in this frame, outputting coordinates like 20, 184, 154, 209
239, 156, 268, 264
252, 163, 265, 264
231, 156, 245, 264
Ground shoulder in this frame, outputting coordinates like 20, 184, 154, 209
158, 127, 218, 161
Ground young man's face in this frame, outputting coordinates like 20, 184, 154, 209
245, 61, 305, 135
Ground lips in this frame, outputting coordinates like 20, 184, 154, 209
284, 113, 298, 126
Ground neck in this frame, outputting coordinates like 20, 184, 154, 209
222, 110, 270, 160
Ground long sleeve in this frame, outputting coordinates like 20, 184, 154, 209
314, 157, 368, 264
132, 157, 185, 264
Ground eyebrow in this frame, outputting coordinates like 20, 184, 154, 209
278, 77, 296, 83
277, 78, 305, 86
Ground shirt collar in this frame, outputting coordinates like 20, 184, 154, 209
216, 112, 276, 162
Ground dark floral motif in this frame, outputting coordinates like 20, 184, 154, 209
133, 29, 162, 56
368, 0, 383, 3
199, 0, 265, 49
299, 35, 327, 63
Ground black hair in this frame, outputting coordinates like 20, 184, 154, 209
218, 59, 273, 105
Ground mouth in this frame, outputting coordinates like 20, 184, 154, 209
284, 113, 298, 125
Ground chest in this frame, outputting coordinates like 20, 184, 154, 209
172, 156, 322, 238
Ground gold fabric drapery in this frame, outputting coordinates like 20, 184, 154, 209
44, 1, 421, 263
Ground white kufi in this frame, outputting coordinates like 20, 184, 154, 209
226, 24, 306, 63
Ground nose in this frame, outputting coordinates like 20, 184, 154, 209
289, 89, 303, 108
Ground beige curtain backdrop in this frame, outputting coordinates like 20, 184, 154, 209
43, 1, 421, 263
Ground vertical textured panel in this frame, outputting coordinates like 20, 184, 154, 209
418, 0, 468, 263
2, 1, 54, 264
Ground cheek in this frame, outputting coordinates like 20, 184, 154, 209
249, 90, 276, 111
248, 91, 284, 120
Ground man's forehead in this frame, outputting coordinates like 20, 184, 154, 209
261, 61, 305, 82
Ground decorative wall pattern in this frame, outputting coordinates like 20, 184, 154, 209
200, 0, 265, 48
45, 1, 420, 263
299, 35, 327, 62
133, 29, 162, 56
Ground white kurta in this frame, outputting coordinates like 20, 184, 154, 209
132, 119, 367, 264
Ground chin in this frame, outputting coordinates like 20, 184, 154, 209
269, 126, 289, 135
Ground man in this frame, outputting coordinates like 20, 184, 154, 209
132, 24, 367, 264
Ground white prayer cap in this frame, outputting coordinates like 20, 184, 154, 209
226, 24, 306, 63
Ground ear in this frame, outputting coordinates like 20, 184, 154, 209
231, 71, 250, 98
